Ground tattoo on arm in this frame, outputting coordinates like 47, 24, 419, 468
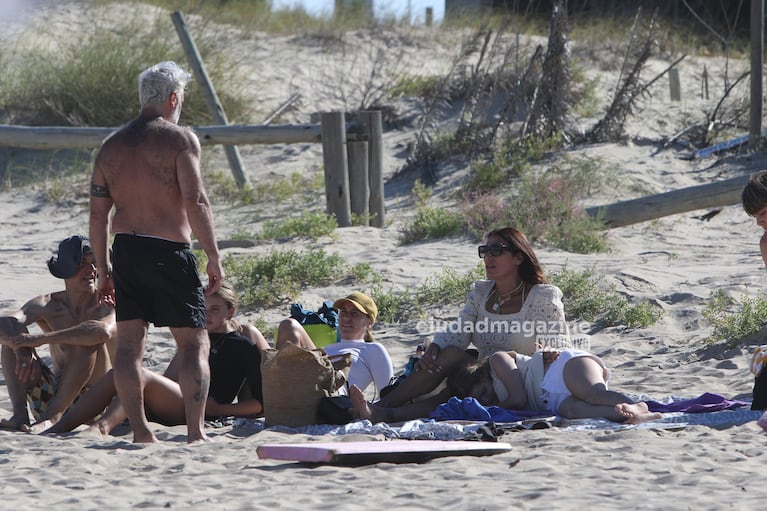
90, 183, 111, 198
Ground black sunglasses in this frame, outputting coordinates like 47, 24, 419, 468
478, 243, 515, 258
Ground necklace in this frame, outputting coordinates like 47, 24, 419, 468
492, 281, 525, 313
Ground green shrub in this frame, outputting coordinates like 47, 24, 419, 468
257, 211, 338, 241
372, 264, 484, 323
370, 284, 418, 324
416, 264, 485, 306
223, 249, 349, 308
507, 158, 610, 253
400, 180, 466, 244
550, 266, 663, 329
2, 8, 251, 127
400, 207, 466, 244
388, 73, 444, 99
702, 289, 767, 343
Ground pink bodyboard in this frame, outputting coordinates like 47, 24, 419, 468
256, 440, 512, 465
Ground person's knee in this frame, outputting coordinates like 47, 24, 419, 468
275, 318, 307, 349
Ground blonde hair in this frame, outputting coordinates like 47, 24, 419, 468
212, 281, 240, 332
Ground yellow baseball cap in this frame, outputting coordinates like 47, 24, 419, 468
333, 291, 377, 322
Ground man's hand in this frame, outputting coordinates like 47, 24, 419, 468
204, 259, 224, 296
15, 348, 41, 384
96, 272, 115, 307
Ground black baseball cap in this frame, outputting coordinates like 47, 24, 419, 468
47, 235, 92, 279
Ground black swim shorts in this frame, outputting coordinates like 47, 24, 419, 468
112, 233, 206, 328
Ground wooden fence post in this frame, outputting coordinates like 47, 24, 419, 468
750, 0, 764, 145
171, 11, 247, 188
668, 68, 681, 101
357, 110, 385, 227
347, 140, 369, 222
321, 112, 352, 227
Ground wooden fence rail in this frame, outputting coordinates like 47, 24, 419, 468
0, 112, 384, 228
586, 174, 751, 229
0, 124, 322, 149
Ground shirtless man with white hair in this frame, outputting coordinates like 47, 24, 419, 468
0, 235, 116, 431
89, 61, 223, 444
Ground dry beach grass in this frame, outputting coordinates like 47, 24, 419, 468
1, 1, 767, 509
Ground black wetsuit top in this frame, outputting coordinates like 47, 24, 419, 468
208, 331, 263, 404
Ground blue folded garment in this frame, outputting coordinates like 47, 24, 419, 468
429, 397, 545, 422
429, 393, 749, 422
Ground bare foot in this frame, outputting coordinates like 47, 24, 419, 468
28, 419, 55, 434
132, 427, 159, 444
757, 411, 767, 432
615, 402, 663, 424
83, 421, 113, 437
187, 433, 212, 445
349, 384, 373, 420
349, 384, 389, 423
0, 415, 31, 432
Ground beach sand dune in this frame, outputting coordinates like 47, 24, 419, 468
1, 2, 766, 509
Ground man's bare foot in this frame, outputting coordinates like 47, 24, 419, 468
132, 426, 159, 444
615, 402, 663, 424
0, 414, 31, 432
757, 411, 767, 432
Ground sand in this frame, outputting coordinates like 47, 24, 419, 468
1, 2, 767, 510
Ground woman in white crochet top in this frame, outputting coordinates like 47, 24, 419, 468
367, 226, 570, 421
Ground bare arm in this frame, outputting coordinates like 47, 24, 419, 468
9, 319, 114, 349
760, 232, 767, 269
489, 351, 527, 409
89, 149, 116, 307
176, 131, 223, 294
205, 397, 263, 418
7, 295, 115, 349
238, 323, 271, 351
0, 303, 43, 382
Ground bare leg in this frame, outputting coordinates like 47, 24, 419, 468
169, 326, 211, 444
558, 356, 662, 423
44, 369, 118, 434
376, 346, 473, 407
88, 368, 188, 435
350, 384, 451, 424
0, 345, 33, 431
113, 319, 156, 443
758, 410, 767, 432
33, 344, 98, 425
274, 319, 315, 350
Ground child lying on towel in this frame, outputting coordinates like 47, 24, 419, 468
351, 349, 662, 424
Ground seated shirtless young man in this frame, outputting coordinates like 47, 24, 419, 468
0, 235, 116, 431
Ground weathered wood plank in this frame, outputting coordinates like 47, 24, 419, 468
0, 124, 322, 149
586, 174, 751, 229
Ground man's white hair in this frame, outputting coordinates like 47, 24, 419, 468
137, 61, 191, 107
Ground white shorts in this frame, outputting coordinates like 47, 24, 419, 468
539, 350, 610, 415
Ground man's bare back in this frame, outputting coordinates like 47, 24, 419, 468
94, 115, 201, 244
